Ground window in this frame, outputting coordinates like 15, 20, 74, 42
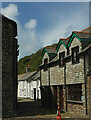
67, 47, 70, 55
72, 46, 79, 64
37, 90, 39, 99
44, 58, 48, 71
67, 84, 82, 101
59, 52, 65, 67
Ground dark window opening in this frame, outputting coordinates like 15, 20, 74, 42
67, 84, 82, 101
67, 47, 70, 55
44, 58, 48, 71
59, 52, 65, 67
72, 46, 79, 64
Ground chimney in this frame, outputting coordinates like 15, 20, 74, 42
26, 65, 30, 73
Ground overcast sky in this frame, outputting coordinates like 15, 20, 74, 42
1, 2, 89, 59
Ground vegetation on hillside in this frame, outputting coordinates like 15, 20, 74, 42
18, 43, 57, 75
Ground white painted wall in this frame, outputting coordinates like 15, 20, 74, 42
18, 79, 41, 100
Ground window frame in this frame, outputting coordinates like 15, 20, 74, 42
44, 58, 48, 71
67, 84, 82, 101
59, 51, 65, 67
67, 47, 70, 55
72, 46, 79, 64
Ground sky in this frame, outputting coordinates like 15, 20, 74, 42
1, 2, 89, 59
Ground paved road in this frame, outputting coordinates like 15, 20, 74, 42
12, 99, 89, 120
17, 99, 57, 117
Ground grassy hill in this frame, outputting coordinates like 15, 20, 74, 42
18, 43, 57, 75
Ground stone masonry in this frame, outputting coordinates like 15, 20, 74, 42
0, 14, 18, 118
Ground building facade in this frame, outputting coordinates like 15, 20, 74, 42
18, 66, 41, 100
39, 27, 91, 116
0, 14, 19, 118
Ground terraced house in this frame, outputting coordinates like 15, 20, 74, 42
18, 65, 41, 100
39, 26, 91, 116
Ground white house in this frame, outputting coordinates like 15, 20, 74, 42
18, 65, 41, 100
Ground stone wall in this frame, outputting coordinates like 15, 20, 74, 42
42, 52, 49, 63
58, 43, 66, 57
50, 65, 64, 85
67, 102, 84, 113
66, 57, 84, 85
87, 73, 91, 118
41, 69, 49, 86
69, 37, 82, 54
1, 15, 18, 118
0, 14, 2, 119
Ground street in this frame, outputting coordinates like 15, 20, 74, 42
15, 98, 89, 119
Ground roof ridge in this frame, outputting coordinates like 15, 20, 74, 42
18, 71, 37, 76
60, 38, 70, 40
45, 47, 56, 49
18, 73, 25, 76
73, 31, 91, 34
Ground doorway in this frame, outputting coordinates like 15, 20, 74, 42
34, 88, 36, 100
60, 87, 64, 110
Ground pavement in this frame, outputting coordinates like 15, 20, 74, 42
1, 98, 90, 120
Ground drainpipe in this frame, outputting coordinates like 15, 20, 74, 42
48, 67, 51, 107
64, 64, 67, 111
48, 68, 50, 87
40, 70, 42, 105
83, 55, 87, 115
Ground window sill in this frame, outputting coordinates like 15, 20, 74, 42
67, 100, 83, 104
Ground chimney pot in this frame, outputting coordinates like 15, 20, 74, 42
26, 65, 30, 73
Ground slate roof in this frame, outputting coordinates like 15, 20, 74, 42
18, 71, 37, 81
31, 71, 40, 80
60, 38, 70, 45
49, 56, 58, 63
41, 26, 91, 65
73, 31, 91, 39
80, 26, 91, 33
41, 47, 57, 59
44, 47, 57, 54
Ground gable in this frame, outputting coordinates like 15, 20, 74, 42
41, 47, 57, 59
56, 40, 67, 52
67, 32, 81, 47
57, 43, 67, 54
67, 32, 91, 48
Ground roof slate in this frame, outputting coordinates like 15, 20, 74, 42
73, 31, 91, 39
45, 48, 57, 54
31, 71, 40, 80
18, 71, 37, 81
80, 26, 91, 33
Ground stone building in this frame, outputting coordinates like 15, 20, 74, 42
18, 65, 41, 100
0, 14, 19, 118
39, 26, 91, 116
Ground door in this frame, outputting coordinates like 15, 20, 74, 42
60, 87, 64, 110
34, 88, 36, 100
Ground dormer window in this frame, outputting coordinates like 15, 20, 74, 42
67, 47, 70, 55
59, 52, 65, 67
72, 46, 79, 64
44, 58, 48, 71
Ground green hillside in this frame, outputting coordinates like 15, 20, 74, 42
18, 44, 57, 75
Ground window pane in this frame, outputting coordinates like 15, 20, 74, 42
67, 84, 82, 101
